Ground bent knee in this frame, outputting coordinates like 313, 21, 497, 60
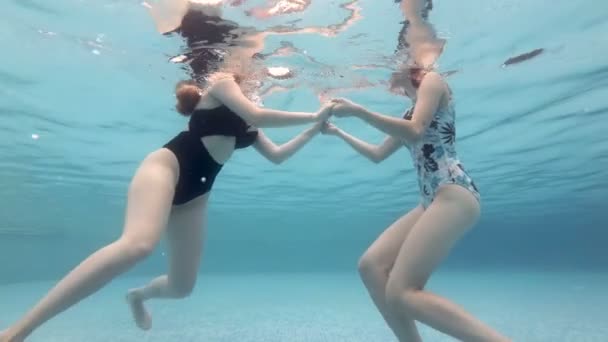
358, 253, 392, 282
357, 253, 376, 278
118, 237, 156, 260
169, 278, 196, 298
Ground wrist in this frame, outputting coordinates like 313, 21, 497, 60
354, 106, 368, 118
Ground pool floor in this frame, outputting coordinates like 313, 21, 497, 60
1, 270, 606, 341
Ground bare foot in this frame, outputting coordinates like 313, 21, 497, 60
126, 290, 152, 330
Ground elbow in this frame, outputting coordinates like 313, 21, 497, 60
271, 156, 286, 165
370, 151, 384, 164
269, 149, 286, 165
405, 126, 424, 145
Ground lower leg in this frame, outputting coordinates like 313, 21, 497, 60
359, 264, 421, 342
394, 289, 510, 342
133, 275, 191, 300
126, 274, 190, 331
6, 238, 152, 340
126, 273, 195, 330
127, 195, 206, 331
357, 206, 425, 342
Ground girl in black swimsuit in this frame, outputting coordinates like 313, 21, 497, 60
0, 4, 333, 342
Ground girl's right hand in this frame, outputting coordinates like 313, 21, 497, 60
315, 102, 334, 122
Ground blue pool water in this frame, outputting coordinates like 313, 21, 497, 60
1, 0, 607, 341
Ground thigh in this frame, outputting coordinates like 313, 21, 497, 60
166, 194, 208, 285
122, 151, 178, 244
389, 185, 480, 290
362, 205, 425, 268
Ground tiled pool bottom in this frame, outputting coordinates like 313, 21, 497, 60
1, 271, 606, 341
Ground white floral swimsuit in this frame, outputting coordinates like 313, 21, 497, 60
403, 98, 480, 208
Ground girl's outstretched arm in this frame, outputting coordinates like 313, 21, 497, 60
253, 121, 324, 164
330, 72, 444, 145
209, 76, 333, 127
321, 122, 402, 163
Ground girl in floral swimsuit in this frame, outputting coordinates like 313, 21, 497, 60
322, 65, 509, 342
400, 85, 479, 208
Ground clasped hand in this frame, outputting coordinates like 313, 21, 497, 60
311, 97, 363, 134
314, 97, 363, 121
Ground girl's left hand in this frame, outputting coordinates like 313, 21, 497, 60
320, 121, 340, 135
330, 98, 363, 117
311, 119, 326, 132
315, 102, 334, 122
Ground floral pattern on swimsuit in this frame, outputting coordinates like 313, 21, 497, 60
403, 99, 480, 208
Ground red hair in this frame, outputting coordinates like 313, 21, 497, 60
175, 82, 201, 116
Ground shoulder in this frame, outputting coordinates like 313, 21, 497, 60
207, 72, 238, 93
421, 71, 445, 89
420, 71, 448, 98
208, 72, 236, 84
